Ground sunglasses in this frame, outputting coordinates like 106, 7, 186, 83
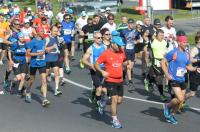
105, 33, 111, 36
65, 17, 71, 20
95, 37, 102, 39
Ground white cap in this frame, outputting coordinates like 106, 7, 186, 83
24, 19, 30, 23
100, 9, 105, 13
106, 7, 111, 11
27, 7, 32, 11
81, 11, 86, 16
136, 20, 143, 26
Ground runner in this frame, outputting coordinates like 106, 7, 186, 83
61, 13, 75, 74
185, 34, 200, 103
26, 27, 50, 107
0, 13, 10, 65
79, 18, 96, 69
82, 31, 107, 115
10, 32, 27, 96
161, 30, 200, 124
121, 18, 140, 87
147, 29, 168, 101
161, 15, 177, 52
75, 11, 88, 51
101, 14, 116, 32
45, 25, 62, 96
55, 22, 65, 86
100, 28, 111, 48
95, 36, 126, 129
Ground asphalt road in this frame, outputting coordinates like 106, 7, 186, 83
0, 50, 200, 132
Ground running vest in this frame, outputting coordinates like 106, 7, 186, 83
21, 27, 33, 42
12, 42, 26, 64
193, 47, 200, 67
90, 44, 105, 67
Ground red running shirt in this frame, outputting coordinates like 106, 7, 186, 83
97, 49, 126, 83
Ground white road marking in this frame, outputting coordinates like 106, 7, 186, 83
62, 77, 200, 112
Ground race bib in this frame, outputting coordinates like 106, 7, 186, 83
13, 63, 19, 68
36, 50, 45, 60
176, 67, 186, 77
64, 29, 72, 35
88, 33, 94, 40
126, 43, 134, 49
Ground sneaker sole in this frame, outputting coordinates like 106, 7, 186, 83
42, 102, 50, 107
112, 125, 123, 129
54, 92, 62, 96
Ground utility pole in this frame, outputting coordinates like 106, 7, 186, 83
146, 0, 153, 22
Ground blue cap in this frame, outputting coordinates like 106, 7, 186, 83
111, 36, 124, 47
111, 30, 119, 36
67, 8, 74, 14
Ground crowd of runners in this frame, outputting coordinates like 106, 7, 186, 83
0, 0, 200, 129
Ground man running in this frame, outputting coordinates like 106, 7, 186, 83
161, 30, 200, 124
95, 36, 126, 129
26, 28, 50, 107
45, 26, 62, 96
82, 31, 107, 115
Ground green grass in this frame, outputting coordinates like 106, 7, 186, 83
12, 0, 196, 44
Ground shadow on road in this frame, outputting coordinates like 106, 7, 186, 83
141, 107, 167, 123
71, 91, 112, 125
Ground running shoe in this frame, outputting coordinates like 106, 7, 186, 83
166, 115, 178, 125
3, 80, 9, 89
25, 93, 32, 103
59, 79, 66, 86
160, 95, 168, 102
0, 60, 3, 65
112, 119, 123, 129
65, 67, 71, 74
79, 60, 85, 69
127, 80, 134, 88
144, 78, 149, 91
96, 100, 104, 115
163, 103, 170, 118
54, 89, 62, 96
42, 99, 50, 107
0, 88, 4, 95
164, 85, 169, 92
88, 89, 96, 103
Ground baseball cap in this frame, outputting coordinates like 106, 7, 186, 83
154, 18, 161, 25
128, 18, 135, 24
81, 11, 86, 17
67, 8, 74, 14
111, 30, 120, 36
112, 36, 124, 47
136, 20, 143, 26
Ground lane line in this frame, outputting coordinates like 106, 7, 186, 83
61, 77, 200, 111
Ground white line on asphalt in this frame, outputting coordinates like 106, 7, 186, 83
62, 77, 200, 111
